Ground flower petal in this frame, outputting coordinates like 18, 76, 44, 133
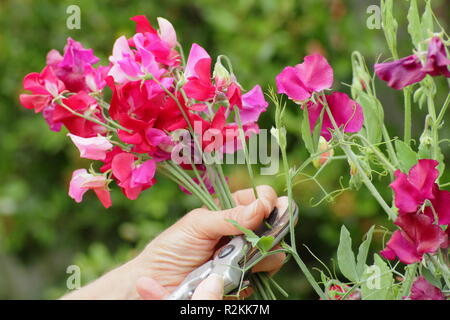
295, 54, 333, 92
375, 55, 426, 90
275, 66, 311, 101
410, 276, 446, 300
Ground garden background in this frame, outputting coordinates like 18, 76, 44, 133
0, 0, 448, 299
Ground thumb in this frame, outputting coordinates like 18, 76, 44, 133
187, 197, 276, 239
191, 274, 224, 300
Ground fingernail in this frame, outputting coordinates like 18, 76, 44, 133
204, 274, 224, 294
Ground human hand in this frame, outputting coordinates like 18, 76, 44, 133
134, 185, 287, 299
61, 185, 287, 300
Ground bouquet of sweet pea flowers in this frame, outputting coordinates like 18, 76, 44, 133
19, 0, 450, 300
19, 15, 267, 212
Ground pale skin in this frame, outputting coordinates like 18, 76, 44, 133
62, 185, 287, 300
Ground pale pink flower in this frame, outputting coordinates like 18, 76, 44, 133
69, 169, 111, 208
67, 133, 113, 161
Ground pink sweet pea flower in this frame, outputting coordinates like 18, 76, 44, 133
183, 43, 216, 101
375, 37, 450, 90
306, 92, 364, 141
19, 66, 65, 113
276, 54, 333, 102
129, 15, 180, 66
423, 36, 450, 77
410, 277, 446, 300
53, 91, 106, 138
84, 64, 110, 92
374, 55, 426, 90
156, 17, 177, 49
67, 133, 113, 161
111, 153, 156, 200
390, 159, 450, 225
108, 35, 165, 83
69, 169, 112, 208
46, 38, 100, 93
240, 85, 269, 124
380, 214, 447, 264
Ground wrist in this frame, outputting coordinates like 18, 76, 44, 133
61, 256, 150, 300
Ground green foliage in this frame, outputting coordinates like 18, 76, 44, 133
337, 225, 358, 282
226, 219, 275, 253
361, 254, 394, 300
395, 140, 418, 172
0, 0, 448, 299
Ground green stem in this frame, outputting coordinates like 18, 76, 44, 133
436, 93, 450, 127
427, 91, 440, 161
287, 247, 327, 299
429, 254, 450, 289
399, 263, 417, 299
163, 162, 219, 211
216, 163, 235, 208
56, 99, 118, 132
382, 125, 399, 167
151, 76, 219, 207
281, 144, 296, 252
403, 88, 412, 146
322, 96, 397, 221
352, 134, 397, 172
234, 108, 258, 198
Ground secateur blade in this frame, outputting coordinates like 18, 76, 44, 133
166, 198, 299, 300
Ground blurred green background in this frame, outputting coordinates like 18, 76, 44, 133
0, 0, 448, 299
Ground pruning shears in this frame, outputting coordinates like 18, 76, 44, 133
166, 199, 299, 300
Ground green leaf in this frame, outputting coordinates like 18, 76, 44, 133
395, 140, 418, 172
355, 91, 384, 144
226, 219, 274, 253
337, 225, 358, 282
422, 267, 442, 289
227, 219, 260, 243
256, 236, 275, 253
421, 0, 434, 36
381, 0, 399, 58
407, 0, 423, 50
361, 254, 394, 300
356, 225, 375, 278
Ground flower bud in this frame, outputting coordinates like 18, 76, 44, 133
349, 160, 358, 176
312, 136, 334, 168
270, 127, 287, 150
213, 59, 232, 89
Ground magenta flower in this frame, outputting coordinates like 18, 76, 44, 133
423, 36, 450, 77
111, 153, 156, 200
410, 277, 446, 300
46, 38, 100, 92
381, 159, 450, 264
129, 15, 179, 66
390, 159, 450, 225
306, 92, 364, 141
108, 35, 165, 83
19, 66, 65, 113
374, 55, 426, 90
276, 54, 333, 102
67, 133, 113, 161
239, 85, 269, 124
183, 43, 216, 101
380, 213, 447, 264
375, 37, 450, 90
69, 169, 112, 208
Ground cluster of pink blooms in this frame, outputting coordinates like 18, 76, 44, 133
375, 36, 450, 89
19, 15, 268, 208
381, 159, 449, 264
275, 53, 364, 141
